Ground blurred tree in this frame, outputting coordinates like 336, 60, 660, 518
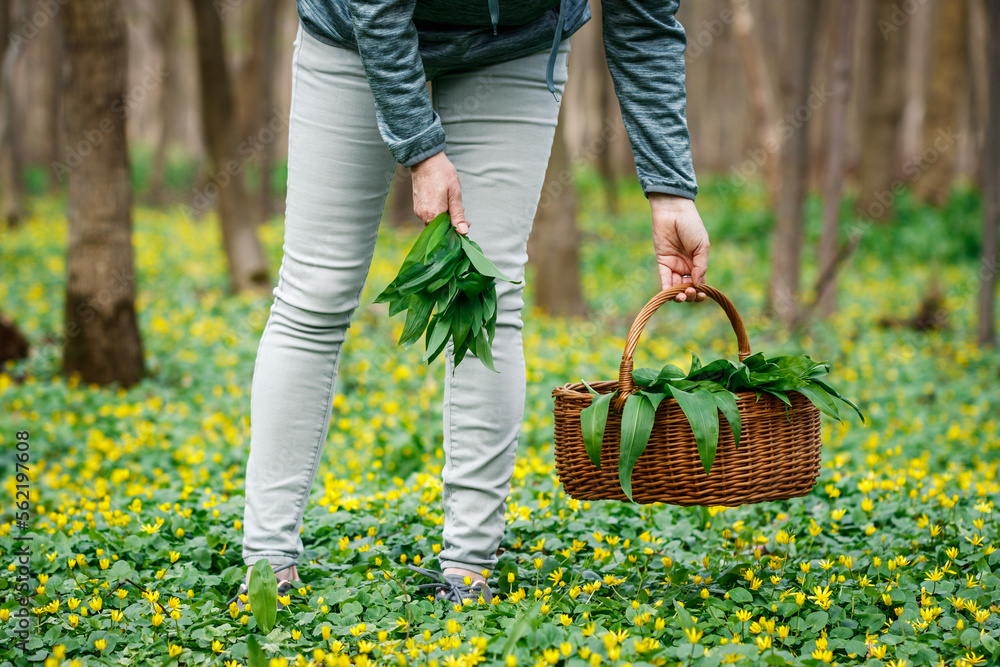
0, 0, 26, 226
730, 0, 779, 207
0, 311, 29, 365
815, 0, 858, 318
855, 0, 905, 220
913, 0, 966, 206
528, 114, 586, 318
236, 0, 280, 222
147, 0, 178, 202
978, 0, 998, 347
189, 0, 270, 293
768, 0, 819, 328
60, 0, 145, 387
898, 0, 934, 160
389, 164, 417, 228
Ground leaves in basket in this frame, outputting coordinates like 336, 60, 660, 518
377, 212, 518, 373
580, 380, 615, 470
607, 349, 865, 491
618, 392, 660, 503
665, 385, 721, 476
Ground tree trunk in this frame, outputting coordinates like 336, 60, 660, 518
816, 0, 858, 318
899, 0, 935, 160
730, 0, 780, 206
389, 164, 417, 227
149, 0, 178, 203
528, 115, 587, 318
189, 0, 271, 293
0, 311, 29, 365
60, 0, 145, 387
855, 0, 906, 220
977, 0, 998, 346
254, 0, 278, 220
913, 0, 967, 206
768, 1, 819, 327
0, 0, 26, 227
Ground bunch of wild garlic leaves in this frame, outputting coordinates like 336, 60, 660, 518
581, 351, 865, 500
375, 212, 517, 372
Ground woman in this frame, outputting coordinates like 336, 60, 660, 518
229, 0, 709, 609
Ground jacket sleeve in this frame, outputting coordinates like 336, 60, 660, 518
347, 0, 446, 166
601, 0, 698, 200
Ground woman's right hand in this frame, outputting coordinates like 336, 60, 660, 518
410, 151, 469, 235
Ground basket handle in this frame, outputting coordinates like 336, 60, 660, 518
614, 284, 751, 411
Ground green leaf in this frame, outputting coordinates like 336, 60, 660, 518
767, 354, 824, 377
812, 378, 866, 423
686, 358, 740, 383
580, 381, 615, 469
460, 235, 519, 283
457, 271, 492, 297
711, 389, 742, 449
246, 635, 268, 667
687, 350, 702, 374
666, 384, 721, 476
673, 600, 696, 630
471, 327, 497, 372
657, 364, 688, 382
397, 235, 463, 296
451, 299, 473, 354
805, 610, 829, 631
631, 368, 659, 387
398, 295, 434, 349
423, 313, 451, 363
796, 382, 843, 423
248, 559, 277, 634
502, 600, 542, 658
108, 560, 132, 580
728, 587, 753, 603
644, 391, 668, 412
398, 211, 450, 274
618, 392, 657, 502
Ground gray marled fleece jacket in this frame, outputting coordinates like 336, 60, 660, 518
296, 0, 697, 200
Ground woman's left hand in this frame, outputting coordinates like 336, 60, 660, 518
649, 193, 709, 302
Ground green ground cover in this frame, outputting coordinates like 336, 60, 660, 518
0, 175, 998, 667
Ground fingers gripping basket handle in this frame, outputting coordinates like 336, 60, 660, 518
615, 284, 751, 410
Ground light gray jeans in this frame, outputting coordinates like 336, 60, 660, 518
241, 24, 569, 576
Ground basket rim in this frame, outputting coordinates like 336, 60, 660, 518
552, 380, 819, 407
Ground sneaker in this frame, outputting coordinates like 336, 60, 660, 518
406, 564, 493, 604
225, 563, 302, 614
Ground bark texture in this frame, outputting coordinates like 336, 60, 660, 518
913, 0, 966, 206
816, 0, 857, 317
61, 0, 146, 387
855, 0, 906, 220
768, 1, 819, 327
189, 0, 270, 293
528, 119, 587, 318
978, 0, 999, 346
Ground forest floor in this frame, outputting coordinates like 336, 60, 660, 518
1, 175, 998, 666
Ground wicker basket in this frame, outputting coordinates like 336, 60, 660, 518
553, 285, 822, 506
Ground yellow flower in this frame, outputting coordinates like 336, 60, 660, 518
94, 639, 107, 652
169, 645, 182, 657
683, 627, 703, 644
808, 586, 832, 610
756, 635, 771, 651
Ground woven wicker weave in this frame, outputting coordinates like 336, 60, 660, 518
553, 285, 822, 506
